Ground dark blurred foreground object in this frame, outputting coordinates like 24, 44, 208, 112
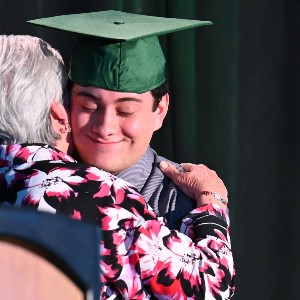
0, 206, 101, 300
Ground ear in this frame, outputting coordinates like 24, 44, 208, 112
50, 102, 68, 124
50, 102, 69, 133
50, 101, 73, 153
154, 93, 169, 131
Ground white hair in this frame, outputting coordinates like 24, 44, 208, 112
0, 35, 68, 146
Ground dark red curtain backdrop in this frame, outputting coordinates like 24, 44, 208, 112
1, 1, 299, 299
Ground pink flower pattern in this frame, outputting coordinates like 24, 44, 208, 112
0, 144, 235, 299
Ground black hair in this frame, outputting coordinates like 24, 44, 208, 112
150, 81, 169, 111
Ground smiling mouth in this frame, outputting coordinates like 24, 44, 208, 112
88, 136, 122, 146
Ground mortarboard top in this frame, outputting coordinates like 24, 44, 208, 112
28, 10, 212, 93
28, 10, 212, 41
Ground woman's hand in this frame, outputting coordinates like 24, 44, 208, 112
159, 162, 228, 210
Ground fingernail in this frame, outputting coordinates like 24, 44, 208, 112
160, 161, 168, 170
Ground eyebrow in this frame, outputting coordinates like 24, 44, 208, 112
74, 91, 143, 103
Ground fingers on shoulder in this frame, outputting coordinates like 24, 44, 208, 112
180, 163, 197, 171
159, 161, 180, 175
181, 163, 214, 173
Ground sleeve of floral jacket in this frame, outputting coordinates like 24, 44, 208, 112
0, 156, 235, 299
68, 165, 235, 300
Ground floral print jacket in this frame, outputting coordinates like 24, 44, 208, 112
0, 144, 235, 299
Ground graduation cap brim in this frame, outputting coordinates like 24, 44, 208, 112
28, 10, 212, 41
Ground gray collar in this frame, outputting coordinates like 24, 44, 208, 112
117, 147, 157, 192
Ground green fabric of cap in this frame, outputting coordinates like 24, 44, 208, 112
28, 10, 212, 93
70, 36, 166, 93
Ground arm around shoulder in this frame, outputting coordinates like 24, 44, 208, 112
98, 178, 235, 299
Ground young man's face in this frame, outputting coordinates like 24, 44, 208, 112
70, 84, 168, 174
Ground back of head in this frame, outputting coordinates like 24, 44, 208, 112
0, 35, 68, 146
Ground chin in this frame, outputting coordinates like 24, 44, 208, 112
90, 160, 123, 174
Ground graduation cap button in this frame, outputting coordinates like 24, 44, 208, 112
114, 21, 125, 25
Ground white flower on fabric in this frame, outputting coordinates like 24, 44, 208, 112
85, 166, 139, 202
0, 144, 22, 175
16, 167, 85, 210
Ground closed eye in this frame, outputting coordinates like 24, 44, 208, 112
117, 111, 135, 117
81, 106, 98, 113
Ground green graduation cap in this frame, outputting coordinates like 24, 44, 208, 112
28, 10, 212, 93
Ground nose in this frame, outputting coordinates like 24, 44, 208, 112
92, 109, 118, 137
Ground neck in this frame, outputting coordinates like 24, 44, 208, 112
54, 137, 70, 153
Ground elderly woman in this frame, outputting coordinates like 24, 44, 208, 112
0, 35, 235, 299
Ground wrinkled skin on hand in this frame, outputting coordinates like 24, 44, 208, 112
159, 162, 228, 210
